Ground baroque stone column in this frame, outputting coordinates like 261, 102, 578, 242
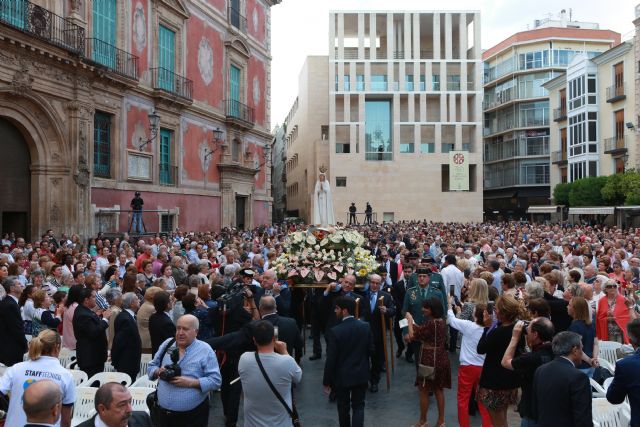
67, 100, 94, 238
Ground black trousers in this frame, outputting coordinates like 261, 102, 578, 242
335, 384, 367, 427
155, 397, 209, 427
393, 313, 405, 353
348, 213, 356, 224
449, 325, 459, 352
220, 357, 242, 426
370, 338, 385, 385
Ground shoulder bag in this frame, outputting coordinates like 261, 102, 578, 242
254, 351, 301, 427
417, 319, 438, 381
146, 338, 176, 420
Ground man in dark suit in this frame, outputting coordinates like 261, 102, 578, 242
323, 296, 374, 427
23, 379, 63, 427
253, 269, 291, 317
359, 274, 395, 393
607, 318, 640, 427
392, 264, 412, 358
532, 331, 593, 427
111, 292, 142, 382
73, 288, 111, 378
149, 290, 176, 357
77, 382, 152, 427
380, 250, 399, 287
259, 296, 303, 363
0, 276, 28, 366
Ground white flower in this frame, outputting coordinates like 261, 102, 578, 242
314, 245, 320, 250
306, 235, 317, 245
320, 238, 329, 247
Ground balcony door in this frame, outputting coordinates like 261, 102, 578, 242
159, 129, 172, 185
1, 0, 27, 29
158, 25, 175, 92
93, 0, 116, 68
229, 65, 241, 117
615, 109, 624, 149
230, 0, 240, 28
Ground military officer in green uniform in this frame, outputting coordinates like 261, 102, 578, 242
401, 267, 445, 363
406, 256, 447, 312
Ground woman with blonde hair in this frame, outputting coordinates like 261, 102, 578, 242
459, 278, 489, 321
477, 295, 526, 427
568, 296, 599, 377
0, 330, 76, 427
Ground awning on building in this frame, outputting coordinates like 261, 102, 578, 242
526, 205, 562, 214
568, 207, 615, 215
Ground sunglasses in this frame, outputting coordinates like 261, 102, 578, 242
605, 284, 618, 289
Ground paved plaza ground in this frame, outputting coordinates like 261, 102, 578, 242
209, 337, 522, 426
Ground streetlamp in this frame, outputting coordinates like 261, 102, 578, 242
254, 146, 271, 174
138, 110, 161, 151
204, 127, 224, 161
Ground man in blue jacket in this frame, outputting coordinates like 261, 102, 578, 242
607, 318, 640, 427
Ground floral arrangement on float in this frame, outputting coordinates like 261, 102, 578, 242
273, 226, 378, 284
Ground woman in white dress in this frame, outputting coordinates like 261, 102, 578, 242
313, 172, 335, 227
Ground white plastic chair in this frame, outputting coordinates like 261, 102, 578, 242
80, 371, 132, 388
131, 376, 158, 389
599, 341, 622, 365
128, 387, 155, 414
0, 364, 7, 377
598, 357, 616, 375
67, 369, 88, 387
71, 387, 97, 427
603, 377, 614, 391
590, 378, 607, 398
592, 397, 630, 427
58, 348, 77, 369
103, 360, 116, 373
138, 353, 153, 379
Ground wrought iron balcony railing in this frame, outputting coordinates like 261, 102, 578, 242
553, 107, 567, 122
606, 84, 625, 103
159, 163, 178, 186
604, 135, 627, 154
151, 67, 193, 101
551, 150, 567, 164
85, 38, 138, 80
228, 6, 247, 33
225, 99, 255, 125
0, 0, 85, 54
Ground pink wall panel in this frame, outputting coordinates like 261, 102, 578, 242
182, 122, 222, 183
248, 57, 266, 126
131, 0, 149, 76
252, 199, 269, 227
126, 106, 151, 151
92, 188, 221, 232
186, 15, 224, 108
247, 0, 266, 44
253, 144, 266, 190
206, 0, 226, 12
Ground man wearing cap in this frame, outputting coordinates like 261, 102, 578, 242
349, 202, 357, 225
402, 267, 445, 364
130, 191, 144, 233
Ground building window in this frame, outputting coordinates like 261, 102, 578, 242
432, 75, 440, 91
93, 112, 112, 178
421, 143, 435, 154
447, 75, 461, 91
92, 0, 117, 67
336, 143, 350, 153
365, 100, 392, 161
356, 75, 364, 91
371, 75, 387, 91
160, 214, 175, 233
158, 25, 176, 91
400, 143, 414, 153
336, 177, 347, 187
229, 64, 242, 115
405, 75, 414, 91
159, 129, 174, 185
441, 143, 454, 153
232, 138, 241, 162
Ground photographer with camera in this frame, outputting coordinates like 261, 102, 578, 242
147, 314, 221, 427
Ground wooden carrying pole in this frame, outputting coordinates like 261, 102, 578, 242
355, 298, 360, 319
389, 316, 395, 372
379, 296, 390, 391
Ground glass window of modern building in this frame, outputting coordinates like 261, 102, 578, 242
365, 100, 392, 161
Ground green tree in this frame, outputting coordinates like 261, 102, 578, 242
601, 173, 625, 205
620, 171, 640, 205
553, 182, 571, 206
568, 176, 608, 206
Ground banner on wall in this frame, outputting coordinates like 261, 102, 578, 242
449, 150, 469, 191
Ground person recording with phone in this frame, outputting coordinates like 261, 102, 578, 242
148, 314, 221, 427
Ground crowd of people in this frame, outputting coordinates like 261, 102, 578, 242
0, 220, 639, 427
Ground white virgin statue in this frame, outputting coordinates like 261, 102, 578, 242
313, 172, 335, 227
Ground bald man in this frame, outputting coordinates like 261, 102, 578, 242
23, 380, 62, 427
147, 315, 221, 427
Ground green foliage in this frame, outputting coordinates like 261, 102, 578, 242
568, 176, 608, 207
553, 182, 571, 206
601, 173, 626, 205
619, 171, 640, 205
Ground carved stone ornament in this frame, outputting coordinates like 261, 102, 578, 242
70, 0, 81, 14
11, 59, 33, 94
49, 203, 60, 224
74, 166, 90, 187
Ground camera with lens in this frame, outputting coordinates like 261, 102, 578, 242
159, 346, 181, 381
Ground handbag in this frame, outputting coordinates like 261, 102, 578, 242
254, 351, 301, 427
417, 320, 438, 381
146, 338, 176, 420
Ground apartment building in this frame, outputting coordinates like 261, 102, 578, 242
546, 40, 637, 193
279, 11, 484, 224
0, 0, 279, 239
482, 17, 620, 219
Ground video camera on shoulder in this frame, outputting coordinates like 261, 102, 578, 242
159, 346, 182, 381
